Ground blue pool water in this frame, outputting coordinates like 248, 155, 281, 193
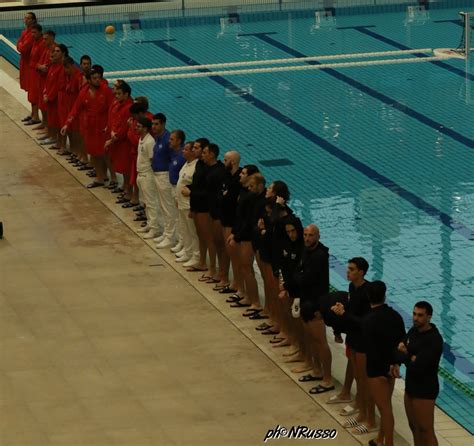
2, 5, 474, 432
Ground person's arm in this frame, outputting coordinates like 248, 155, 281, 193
112, 107, 131, 142
145, 137, 155, 162
17, 31, 33, 55
406, 331, 443, 374
44, 66, 61, 102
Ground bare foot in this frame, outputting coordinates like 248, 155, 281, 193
272, 338, 291, 348
291, 362, 313, 373
283, 355, 304, 364
282, 348, 299, 357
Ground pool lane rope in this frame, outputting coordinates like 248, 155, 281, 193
112, 54, 454, 83
106, 48, 434, 76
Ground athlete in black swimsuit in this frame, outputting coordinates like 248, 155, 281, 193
392, 301, 443, 446
364, 280, 406, 446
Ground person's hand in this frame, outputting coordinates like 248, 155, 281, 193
398, 342, 407, 354
278, 290, 288, 300
181, 186, 191, 197
390, 364, 401, 378
43, 95, 48, 104
276, 195, 286, 205
257, 218, 265, 230
38, 64, 47, 72
331, 302, 345, 316
60, 125, 68, 136
410, 355, 417, 362
127, 117, 133, 127
104, 139, 113, 150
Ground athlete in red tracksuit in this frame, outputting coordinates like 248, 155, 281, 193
62, 65, 114, 187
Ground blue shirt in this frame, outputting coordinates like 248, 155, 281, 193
151, 130, 171, 172
169, 148, 185, 185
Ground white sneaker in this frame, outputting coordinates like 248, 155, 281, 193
39, 138, 57, 145
143, 231, 158, 240
137, 226, 150, 234
153, 235, 165, 243
176, 256, 190, 263
156, 238, 174, 249
170, 243, 183, 253
183, 258, 200, 268
175, 248, 186, 258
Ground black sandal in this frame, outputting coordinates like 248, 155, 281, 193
230, 301, 251, 308
249, 312, 269, 320
261, 328, 280, 335
87, 181, 104, 188
218, 285, 238, 294
225, 294, 242, 303
256, 323, 273, 331
242, 308, 263, 318
122, 202, 139, 208
298, 374, 323, 382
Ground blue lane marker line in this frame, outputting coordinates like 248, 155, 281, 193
341, 25, 474, 82
139, 39, 474, 380
244, 32, 474, 150
141, 38, 474, 241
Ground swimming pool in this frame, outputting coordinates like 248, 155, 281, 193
2, 2, 474, 433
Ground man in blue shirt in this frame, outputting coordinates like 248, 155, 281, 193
151, 113, 174, 248
169, 129, 186, 254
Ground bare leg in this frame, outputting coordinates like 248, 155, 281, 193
193, 212, 209, 271
369, 376, 395, 445
405, 393, 422, 446
212, 219, 229, 285
239, 242, 259, 307
412, 398, 438, 446
305, 315, 332, 385
223, 226, 244, 293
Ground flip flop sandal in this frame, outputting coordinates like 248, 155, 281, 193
309, 384, 335, 394
256, 323, 273, 331
213, 283, 230, 291
218, 285, 238, 294
248, 312, 269, 320
186, 266, 208, 272
339, 405, 359, 416
230, 301, 251, 308
205, 278, 220, 284
198, 274, 212, 282
327, 396, 354, 405
269, 337, 285, 344
261, 329, 280, 335
24, 120, 42, 125
21, 115, 32, 122
107, 182, 118, 189
225, 294, 242, 303
298, 374, 323, 382
342, 417, 360, 428
87, 181, 105, 189
122, 202, 139, 208
352, 425, 378, 435
242, 308, 262, 317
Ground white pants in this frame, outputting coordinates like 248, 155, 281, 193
137, 172, 162, 232
179, 208, 199, 261
154, 172, 177, 241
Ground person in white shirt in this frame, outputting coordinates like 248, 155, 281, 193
135, 117, 161, 239
175, 141, 199, 267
